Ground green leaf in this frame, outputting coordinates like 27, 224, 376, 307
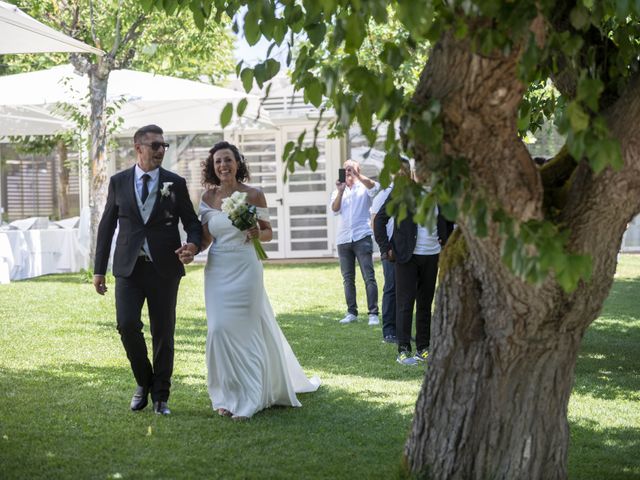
569, 5, 590, 30
321, 67, 338, 96
264, 58, 280, 81
244, 8, 261, 46
272, 19, 287, 44
284, 4, 305, 31
259, 20, 273, 39
254, 63, 266, 89
305, 79, 324, 107
379, 43, 404, 70
556, 254, 592, 293
220, 102, 233, 128
189, 2, 206, 30
566, 102, 590, 132
517, 101, 532, 133
240, 68, 254, 93
439, 202, 458, 222
307, 146, 319, 170
162, 0, 179, 16
283, 140, 295, 161
344, 14, 365, 52
587, 138, 623, 174
576, 76, 604, 112
236, 98, 248, 117
139, 0, 155, 12
305, 22, 327, 47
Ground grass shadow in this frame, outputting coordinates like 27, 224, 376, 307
569, 418, 640, 479
573, 278, 640, 401
0, 363, 411, 480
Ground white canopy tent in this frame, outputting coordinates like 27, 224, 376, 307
0, 1, 103, 55
0, 65, 268, 244
0, 64, 268, 136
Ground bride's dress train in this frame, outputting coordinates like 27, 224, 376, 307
201, 201, 320, 418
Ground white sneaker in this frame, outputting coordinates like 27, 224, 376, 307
368, 314, 380, 326
339, 313, 357, 324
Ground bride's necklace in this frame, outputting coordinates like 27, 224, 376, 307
217, 184, 239, 198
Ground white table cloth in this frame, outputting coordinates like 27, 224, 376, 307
0, 228, 88, 282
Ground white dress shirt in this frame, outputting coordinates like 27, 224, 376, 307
134, 164, 160, 200
371, 185, 393, 240
331, 180, 380, 245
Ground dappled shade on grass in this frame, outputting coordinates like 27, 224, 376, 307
0, 257, 639, 479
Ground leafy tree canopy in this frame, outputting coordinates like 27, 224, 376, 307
145, 0, 640, 294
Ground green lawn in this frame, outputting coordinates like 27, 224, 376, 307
0, 256, 638, 479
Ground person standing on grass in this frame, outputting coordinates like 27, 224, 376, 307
93, 124, 202, 416
330, 159, 380, 326
374, 168, 453, 366
371, 157, 412, 344
196, 141, 320, 420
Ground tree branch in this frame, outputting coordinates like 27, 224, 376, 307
108, 0, 124, 57
111, 14, 147, 70
120, 13, 147, 49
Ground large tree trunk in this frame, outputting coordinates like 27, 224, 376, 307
55, 140, 70, 219
404, 18, 640, 480
406, 233, 581, 479
87, 64, 111, 265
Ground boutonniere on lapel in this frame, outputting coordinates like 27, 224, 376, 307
160, 182, 173, 198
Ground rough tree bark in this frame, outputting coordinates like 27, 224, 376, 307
55, 140, 70, 219
87, 62, 111, 263
69, 10, 146, 264
404, 18, 640, 480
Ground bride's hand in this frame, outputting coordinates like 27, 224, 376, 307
246, 225, 260, 242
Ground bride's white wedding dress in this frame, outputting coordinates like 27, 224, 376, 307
200, 201, 320, 418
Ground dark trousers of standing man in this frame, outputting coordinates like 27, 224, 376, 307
115, 256, 181, 402
381, 258, 396, 338
395, 253, 439, 353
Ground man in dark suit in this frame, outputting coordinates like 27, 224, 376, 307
93, 124, 202, 415
373, 170, 454, 366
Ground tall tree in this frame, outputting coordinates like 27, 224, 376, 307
3, 0, 234, 257
158, 1, 638, 478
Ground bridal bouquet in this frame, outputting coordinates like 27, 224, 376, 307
221, 191, 268, 260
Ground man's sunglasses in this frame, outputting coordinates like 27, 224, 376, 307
138, 142, 170, 151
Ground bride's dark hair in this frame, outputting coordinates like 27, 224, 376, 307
202, 141, 250, 186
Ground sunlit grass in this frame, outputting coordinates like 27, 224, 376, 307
0, 256, 638, 479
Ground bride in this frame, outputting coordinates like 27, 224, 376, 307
196, 141, 320, 420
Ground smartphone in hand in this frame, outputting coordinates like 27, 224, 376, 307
338, 168, 346, 183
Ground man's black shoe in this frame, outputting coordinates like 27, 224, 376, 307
153, 401, 171, 415
130, 386, 149, 411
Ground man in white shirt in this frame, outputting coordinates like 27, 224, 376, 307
330, 159, 380, 325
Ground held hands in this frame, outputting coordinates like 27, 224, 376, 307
175, 242, 199, 264
386, 249, 396, 262
93, 275, 107, 295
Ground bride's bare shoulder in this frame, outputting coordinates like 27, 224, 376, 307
243, 186, 266, 207
201, 187, 220, 207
